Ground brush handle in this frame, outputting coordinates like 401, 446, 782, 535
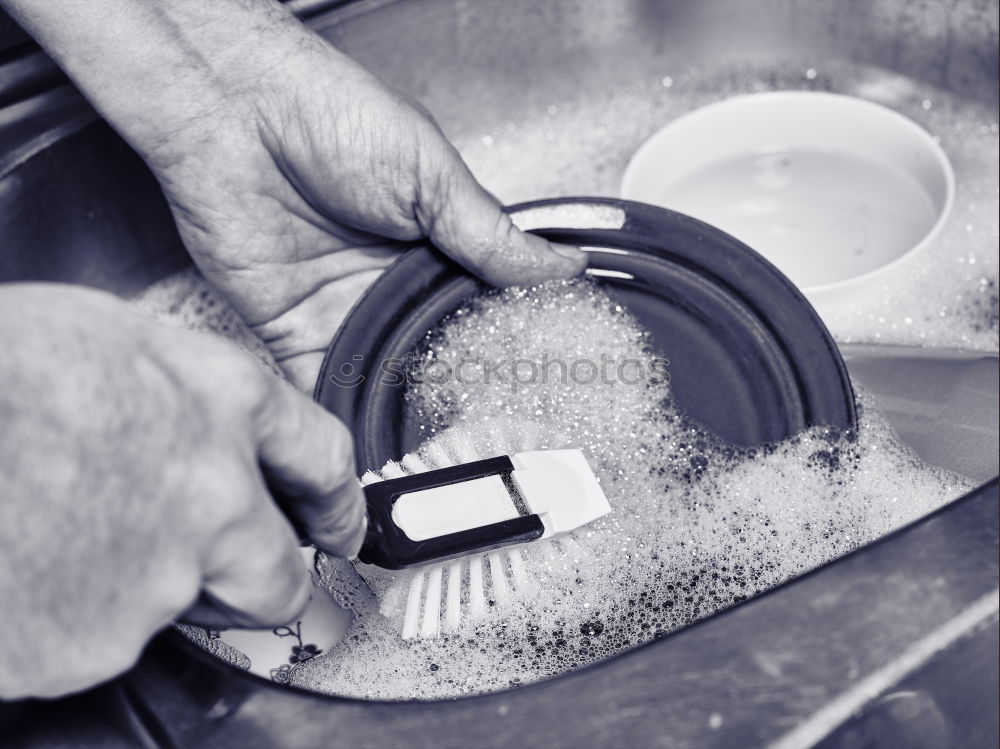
358, 456, 545, 569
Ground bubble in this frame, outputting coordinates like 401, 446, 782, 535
133, 59, 994, 701
580, 619, 605, 637
295, 278, 972, 700
129, 267, 280, 374
452, 59, 998, 352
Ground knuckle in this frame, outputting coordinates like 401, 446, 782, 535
189, 460, 259, 539
236, 361, 278, 420
321, 418, 356, 490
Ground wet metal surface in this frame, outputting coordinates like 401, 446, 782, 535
120, 480, 999, 748
1, 1, 997, 746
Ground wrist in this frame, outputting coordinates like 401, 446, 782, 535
1, 0, 321, 155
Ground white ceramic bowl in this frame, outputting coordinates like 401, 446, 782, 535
620, 92, 955, 320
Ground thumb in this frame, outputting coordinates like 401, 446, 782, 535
416, 153, 588, 286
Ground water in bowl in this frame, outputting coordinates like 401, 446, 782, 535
656, 147, 939, 288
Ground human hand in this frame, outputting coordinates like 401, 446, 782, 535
0, 284, 364, 698
3, 0, 587, 391
149, 43, 586, 389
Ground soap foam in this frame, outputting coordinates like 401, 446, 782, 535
455, 60, 999, 351
130, 267, 281, 375
133, 61, 998, 355
291, 279, 972, 700
127, 58, 995, 701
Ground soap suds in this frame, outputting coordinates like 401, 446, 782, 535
130, 267, 280, 375
290, 279, 972, 700
133, 61, 999, 352
126, 58, 996, 700
455, 60, 999, 350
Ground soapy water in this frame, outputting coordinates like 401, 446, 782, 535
283, 279, 973, 700
131, 61, 999, 353
126, 58, 995, 699
135, 272, 977, 700
456, 59, 999, 350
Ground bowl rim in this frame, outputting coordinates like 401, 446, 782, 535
315, 196, 858, 472
619, 90, 957, 298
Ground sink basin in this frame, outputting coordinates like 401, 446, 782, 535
1, 1, 996, 746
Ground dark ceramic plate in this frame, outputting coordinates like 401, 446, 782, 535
315, 198, 857, 472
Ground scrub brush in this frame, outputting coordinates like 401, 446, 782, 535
353, 443, 611, 640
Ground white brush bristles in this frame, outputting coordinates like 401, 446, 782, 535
358, 446, 536, 640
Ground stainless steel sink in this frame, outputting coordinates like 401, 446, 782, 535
1, 1, 997, 747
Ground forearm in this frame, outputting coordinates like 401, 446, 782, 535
0, 0, 323, 154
